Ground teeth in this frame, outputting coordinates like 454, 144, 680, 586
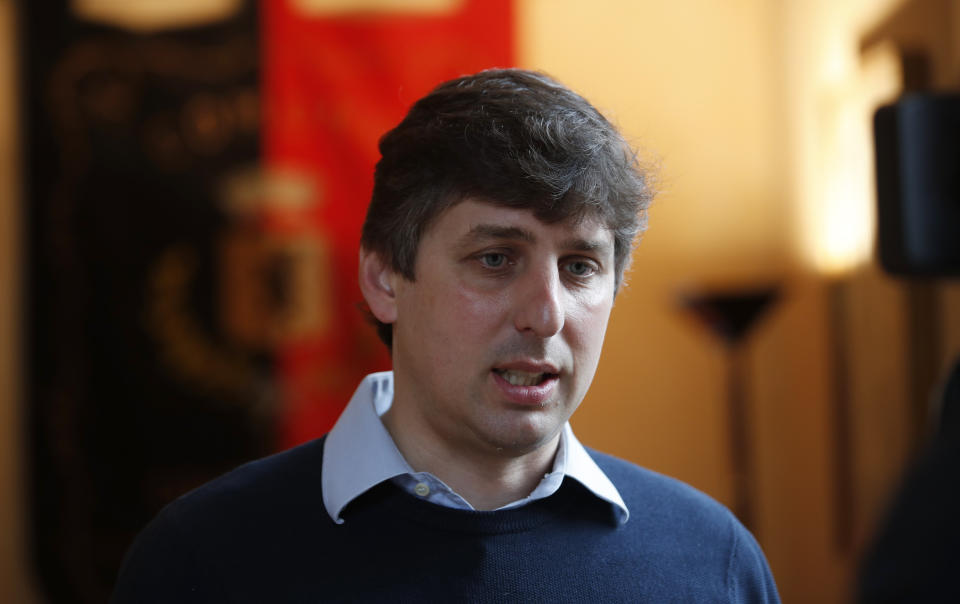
497, 370, 546, 386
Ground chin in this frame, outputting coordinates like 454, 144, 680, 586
479, 418, 564, 456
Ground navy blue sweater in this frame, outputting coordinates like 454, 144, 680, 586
112, 437, 779, 603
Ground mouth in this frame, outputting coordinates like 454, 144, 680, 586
490, 363, 561, 406
492, 368, 559, 387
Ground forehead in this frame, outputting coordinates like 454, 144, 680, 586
423, 199, 614, 252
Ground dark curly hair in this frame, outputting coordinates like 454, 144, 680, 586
361, 68, 654, 347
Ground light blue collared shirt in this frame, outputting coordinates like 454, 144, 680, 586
322, 371, 629, 524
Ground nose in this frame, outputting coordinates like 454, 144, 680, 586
514, 265, 564, 337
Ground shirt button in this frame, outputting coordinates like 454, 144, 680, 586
414, 482, 430, 497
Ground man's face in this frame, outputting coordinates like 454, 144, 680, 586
387, 199, 616, 458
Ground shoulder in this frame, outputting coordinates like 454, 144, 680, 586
166, 436, 327, 526
586, 448, 781, 603
112, 438, 331, 602
587, 448, 734, 527
128, 437, 330, 563
112, 438, 335, 602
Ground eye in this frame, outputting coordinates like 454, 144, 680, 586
564, 259, 598, 277
479, 253, 508, 269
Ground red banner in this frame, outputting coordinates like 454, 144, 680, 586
262, 0, 514, 447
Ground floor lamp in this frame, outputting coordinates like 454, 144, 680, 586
680, 285, 780, 533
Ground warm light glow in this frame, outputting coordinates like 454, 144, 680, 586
817, 42, 900, 276
821, 36, 854, 86
71, 0, 241, 31
791, 8, 902, 276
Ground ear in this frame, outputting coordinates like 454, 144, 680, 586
358, 247, 398, 325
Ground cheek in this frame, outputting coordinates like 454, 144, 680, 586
566, 292, 613, 355
450, 283, 512, 327
411, 283, 508, 359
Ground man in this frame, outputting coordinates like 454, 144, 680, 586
113, 69, 780, 602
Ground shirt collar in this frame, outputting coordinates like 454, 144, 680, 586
560, 423, 630, 523
322, 371, 629, 524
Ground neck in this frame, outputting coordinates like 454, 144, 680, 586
381, 409, 560, 511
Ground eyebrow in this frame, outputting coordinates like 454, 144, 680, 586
459, 223, 613, 255
462, 224, 536, 244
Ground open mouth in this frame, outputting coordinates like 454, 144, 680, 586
492, 368, 558, 387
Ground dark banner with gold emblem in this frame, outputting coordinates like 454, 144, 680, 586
23, 1, 268, 601
24, 0, 512, 601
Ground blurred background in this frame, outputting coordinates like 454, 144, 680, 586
2, 0, 959, 602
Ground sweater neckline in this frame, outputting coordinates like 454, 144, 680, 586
342, 478, 607, 535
